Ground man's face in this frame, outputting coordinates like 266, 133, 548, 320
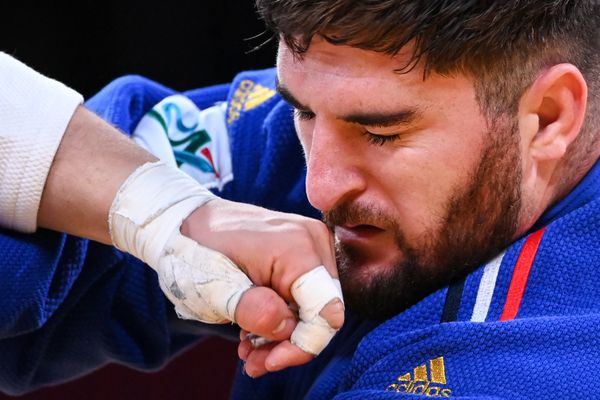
277, 39, 524, 320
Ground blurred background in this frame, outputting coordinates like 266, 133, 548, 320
2, 0, 276, 98
0, 1, 276, 399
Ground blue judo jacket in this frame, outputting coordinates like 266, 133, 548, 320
1, 68, 600, 399
0, 69, 313, 395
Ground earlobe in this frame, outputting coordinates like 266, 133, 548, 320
519, 64, 587, 161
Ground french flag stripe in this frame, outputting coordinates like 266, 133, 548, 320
470, 251, 505, 322
500, 228, 546, 321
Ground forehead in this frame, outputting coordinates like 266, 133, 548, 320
275, 39, 476, 115
276, 38, 418, 90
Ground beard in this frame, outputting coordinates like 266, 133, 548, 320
323, 121, 523, 321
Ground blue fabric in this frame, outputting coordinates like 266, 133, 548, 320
228, 70, 600, 399
0, 73, 295, 395
217, 70, 318, 218
234, 179, 600, 398
2, 68, 598, 399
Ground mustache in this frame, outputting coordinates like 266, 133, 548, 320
322, 203, 397, 230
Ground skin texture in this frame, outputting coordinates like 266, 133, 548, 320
267, 36, 589, 331
37, 106, 343, 377
38, 106, 157, 244
37, 35, 592, 378
236, 37, 590, 376
276, 39, 523, 320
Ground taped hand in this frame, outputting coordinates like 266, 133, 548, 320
109, 161, 344, 375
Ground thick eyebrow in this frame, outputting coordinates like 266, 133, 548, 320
276, 80, 309, 111
276, 80, 420, 128
342, 109, 419, 128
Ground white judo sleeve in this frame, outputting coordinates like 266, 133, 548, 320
0, 52, 82, 232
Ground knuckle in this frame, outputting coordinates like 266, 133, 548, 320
276, 230, 316, 262
310, 219, 331, 238
296, 232, 317, 253
253, 296, 281, 328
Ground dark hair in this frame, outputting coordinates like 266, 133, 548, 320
256, 0, 600, 183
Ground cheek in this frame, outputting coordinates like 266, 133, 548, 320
381, 138, 483, 225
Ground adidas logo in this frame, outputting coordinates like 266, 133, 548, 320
227, 80, 276, 124
243, 84, 276, 111
385, 356, 452, 397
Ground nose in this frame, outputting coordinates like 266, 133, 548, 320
304, 120, 367, 212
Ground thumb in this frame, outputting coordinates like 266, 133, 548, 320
235, 286, 297, 341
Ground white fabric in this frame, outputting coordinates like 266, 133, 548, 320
109, 161, 253, 323
132, 96, 233, 191
290, 266, 344, 355
470, 251, 505, 322
0, 52, 83, 232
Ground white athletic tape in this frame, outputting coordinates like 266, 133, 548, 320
109, 161, 253, 323
290, 266, 344, 355
110, 162, 345, 351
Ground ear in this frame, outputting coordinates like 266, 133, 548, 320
518, 64, 587, 162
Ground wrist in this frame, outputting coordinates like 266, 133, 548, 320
180, 199, 216, 242
109, 161, 216, 267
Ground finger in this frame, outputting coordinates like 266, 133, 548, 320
247, 333, 273, 348
238, 337, 253, 361
157, 233, 254, 324
243, 342, 278, 378
319, 298, 345, 330
309, 221, 339, 279
265, 220, 336, 301
264, 340, 314, 372
290, 266, 345, 355
235, 286, 296, 341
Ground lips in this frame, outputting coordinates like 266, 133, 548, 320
335, 224, 385, 243
334, 223, 403, 269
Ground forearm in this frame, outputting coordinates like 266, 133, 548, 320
0, 52, 156, 243
3, 65, 344, 379
37, 106, 156, 244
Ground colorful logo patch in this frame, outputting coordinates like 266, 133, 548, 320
132, 95, 233, 190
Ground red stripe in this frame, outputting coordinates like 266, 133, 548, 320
499, 228, 546, 321
200, 148, 220, 178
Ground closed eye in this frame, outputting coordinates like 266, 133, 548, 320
294, 109, 315, 121
363, 131, 401, 146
